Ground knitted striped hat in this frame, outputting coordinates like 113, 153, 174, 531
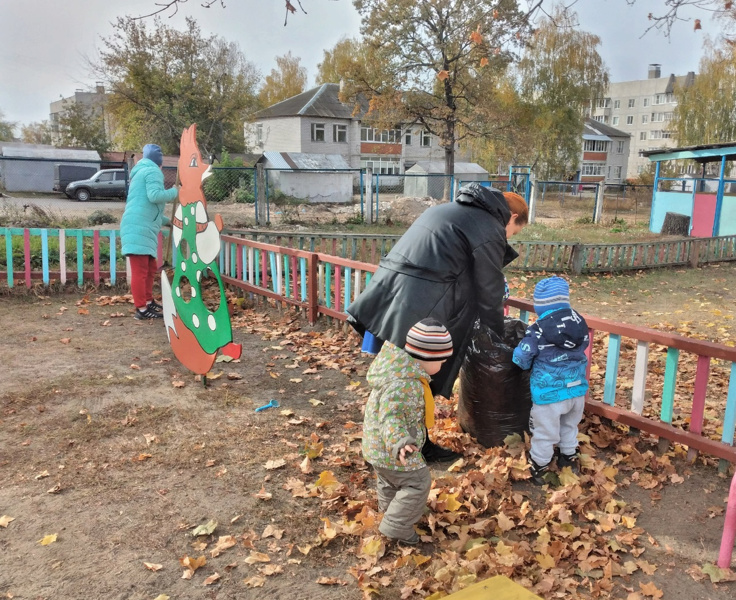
533, 276, 570, 315
405, 318, 453, 362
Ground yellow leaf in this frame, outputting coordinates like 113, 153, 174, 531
536, 552, 556, 569
412, 554, 431, 566
38, 534, 57, 546
314, 470, 339, 490
622, 515, 637, 529
308, 398, 324, 406
153, 595, 170, 600
361, 536, 384, 557
144, 562, 163, 571
437, 70, 449, 81
0, 515, 15, 528
210, 535, 237, 557
203, 572, 221, 585
639, 581, 663, 598
438, 491, 462, 512
264, 459, 286, 470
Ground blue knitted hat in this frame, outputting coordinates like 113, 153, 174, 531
142, 144, 164, 166
533, 276, 570, 315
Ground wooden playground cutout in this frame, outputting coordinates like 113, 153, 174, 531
160, 124, 242, 375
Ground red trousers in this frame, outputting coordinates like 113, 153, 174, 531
128, 254, 158, 308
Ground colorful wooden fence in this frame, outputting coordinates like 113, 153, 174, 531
0, 227, 168, 288
227, 229, 736, 274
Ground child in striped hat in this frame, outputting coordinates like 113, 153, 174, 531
362, 318, 453, 545
512, 276, 590, 485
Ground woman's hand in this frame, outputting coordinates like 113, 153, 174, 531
398, 444, 419, 465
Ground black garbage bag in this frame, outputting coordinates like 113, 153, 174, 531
457, 318, 532, 448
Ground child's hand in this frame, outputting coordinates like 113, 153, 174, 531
398, 444, 419, 465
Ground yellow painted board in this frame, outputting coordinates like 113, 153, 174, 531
443, 575, 541, 600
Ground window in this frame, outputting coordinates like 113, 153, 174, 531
613, 166, 622, 179
581, 163, 605, 175
650, 130, 672, 140
617, 141, 625, 153
612, 116, 619, 126
641, 114, 649, 124
333, 124, 347, 143
651, 112, 665, 122
593, 115, 606, 123
311, 123, 325, 142
583, 140, 609, 152
664, 112, 674, 121
114, 171, 127, 181
643, 98, 649, 107
613, 99, 621, 109
98, 172, 114, 182
360, 127, 401, 143
597, 97, 611, 108
255, 123, 263, 143
637, 165, 645, 174
360, 157, 400, 175
405, 129, 412, 145
420, 130, 431, 147
626, 115, 634, 125
628, 99, 636, 108
653, 93, 668, 105
640, 131, 648, 141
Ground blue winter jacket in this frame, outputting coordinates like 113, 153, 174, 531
512, 307, 590, 405
120, 158, 178, 257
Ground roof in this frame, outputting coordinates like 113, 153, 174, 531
406, 161, 488, 175
261, 151, 352, 170
0, 143, 100, 161
583, 118, 630, 141
253, 83, 368, 120
665, 71, 695, 94
641, 141, 736, 163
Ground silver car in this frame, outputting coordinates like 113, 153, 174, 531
65, 169, 128, 201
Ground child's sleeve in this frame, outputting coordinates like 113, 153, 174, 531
512, 324, 540, 370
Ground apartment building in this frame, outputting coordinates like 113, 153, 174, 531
579, 118, 630, 184
244, 83, 448, 174
589, 64, 695, 178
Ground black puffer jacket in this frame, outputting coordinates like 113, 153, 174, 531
347, 183, 518, 398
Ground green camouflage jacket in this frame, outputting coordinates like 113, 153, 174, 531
362, 342, 427, 471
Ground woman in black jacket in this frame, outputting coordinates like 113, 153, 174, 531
347, 183, 527, 460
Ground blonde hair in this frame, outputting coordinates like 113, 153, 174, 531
503, 192, 528, 226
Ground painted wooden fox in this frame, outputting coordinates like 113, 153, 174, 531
160, 124, 242, 375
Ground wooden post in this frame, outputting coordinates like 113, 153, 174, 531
256, 163, 267, 225
690, 239, 702, 268
307, 252, 319, 324
570, 243, 584, 275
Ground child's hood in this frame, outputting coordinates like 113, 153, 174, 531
366, 342, 424, 389
536, 308, 588, 348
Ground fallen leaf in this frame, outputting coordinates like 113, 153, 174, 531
35, 470, 50, 480
38, 534, 58, 546
316, 576, 347, 585
59, 338, 71, 344
244, 551, 271, 564
203, 572, 221, 586
46, 483, 62, 494
262, 525, 284, 539
308, 398, 324, 406
253, 485, 272, 501
153, 595, 170, 600
264, 459, 286, 470
0, 515, 15, 528
144, 562, 163, 571
130, 364, 141, 370
243, 575, 265, 587
227, 372, 242, 380
191, 520, 218, 537
639, 581, 663, 598
172, 380, 186, 388
179, 555, 206, 577
210, 535, 237, 557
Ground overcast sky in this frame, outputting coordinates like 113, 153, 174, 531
0, 0, 718, 129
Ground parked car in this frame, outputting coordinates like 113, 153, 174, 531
66, 169, 128, 201
53, 164, 99, 195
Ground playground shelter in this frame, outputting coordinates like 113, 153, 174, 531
642, 142, 736, 237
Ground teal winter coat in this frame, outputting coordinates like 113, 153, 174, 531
120, 158, 178, 257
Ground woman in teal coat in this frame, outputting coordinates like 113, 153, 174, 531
120, 144, 178, 320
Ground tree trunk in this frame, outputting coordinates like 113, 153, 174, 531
443, 121, 455, 202
661, 212, 690, 236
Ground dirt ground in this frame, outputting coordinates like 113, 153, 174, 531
1, 266, 736, 599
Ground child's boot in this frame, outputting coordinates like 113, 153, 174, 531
529, 459, 550, 485
557, 451, 580, 474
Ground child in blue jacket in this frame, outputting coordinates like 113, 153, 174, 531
512, 277, 589, 484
